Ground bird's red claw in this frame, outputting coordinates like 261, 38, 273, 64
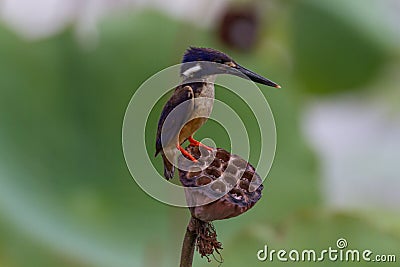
188, 136, 213, 151
177, 144, 198, 162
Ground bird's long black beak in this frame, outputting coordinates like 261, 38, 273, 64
234, 64, 281, 88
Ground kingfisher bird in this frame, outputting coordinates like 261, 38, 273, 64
155, 47, 280, 180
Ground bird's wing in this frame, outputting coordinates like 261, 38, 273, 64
155, 85, 194, 156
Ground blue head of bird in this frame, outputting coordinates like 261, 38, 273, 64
181, 47, 280, 88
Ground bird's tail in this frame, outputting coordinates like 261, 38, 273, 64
162, 153, 175, 180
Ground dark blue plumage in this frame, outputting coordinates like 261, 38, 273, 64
182, 47, 232, 64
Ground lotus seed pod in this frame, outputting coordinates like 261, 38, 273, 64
178, 145, 263, 222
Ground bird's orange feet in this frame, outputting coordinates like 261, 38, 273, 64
177, 144, 198, 162
188, 136, 213, 151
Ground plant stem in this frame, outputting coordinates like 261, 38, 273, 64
180, 217, 198, 267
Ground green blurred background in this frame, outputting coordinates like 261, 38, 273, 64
1, 0, 399, 266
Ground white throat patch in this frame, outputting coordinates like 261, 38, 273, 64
182, 63, 202, 77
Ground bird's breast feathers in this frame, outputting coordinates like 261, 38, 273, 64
191, 83, 214, 119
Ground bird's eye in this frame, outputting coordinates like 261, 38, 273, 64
226, 61, 237, 68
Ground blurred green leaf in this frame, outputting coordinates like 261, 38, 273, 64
291, 0, 388, 94
0, 11, 197, 267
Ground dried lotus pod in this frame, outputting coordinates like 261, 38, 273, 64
178, 145, 264, 222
